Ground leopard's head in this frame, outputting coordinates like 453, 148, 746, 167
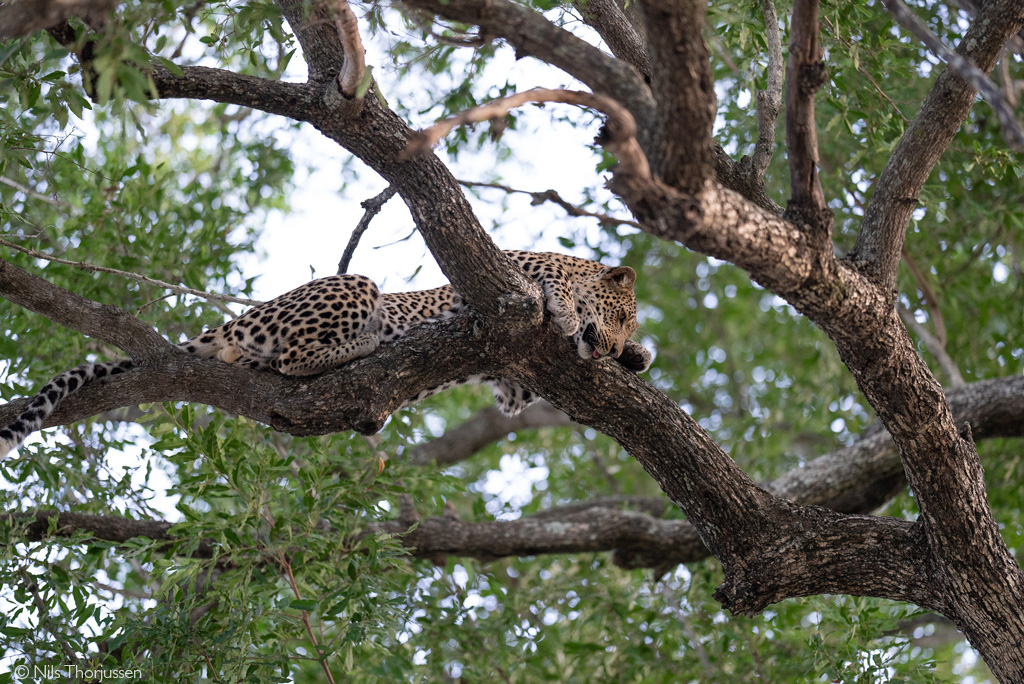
572, 266, 640, 362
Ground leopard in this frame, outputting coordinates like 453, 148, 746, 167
0, 250, 651, 457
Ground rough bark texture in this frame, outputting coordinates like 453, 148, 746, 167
3, 0, 1024, 677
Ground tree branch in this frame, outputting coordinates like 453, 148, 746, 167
459, 180, 642, 229
331, 0, 366, 97
398, 0, 655, 133
5, 375, 1022, 578
407, 88, 651, 184
635, 0, 715, 192
848, 0, 1024, 290
784, 0, 830, 229
747, 0, 785, 181
0, 257, 172, 362
0, 0, 116, 39
409, 401, 572, 466
570, 0, 652, 84
337, 185, 397, 274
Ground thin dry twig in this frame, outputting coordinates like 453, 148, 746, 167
459, 180, 642, 228
882, 0, 1024, 150
337, 185, 397, 274
0, 237, 260, 306
333, 0, 366, 97
405, 88, 652, 182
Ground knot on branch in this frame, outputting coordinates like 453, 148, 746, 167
798, 61, 829, 95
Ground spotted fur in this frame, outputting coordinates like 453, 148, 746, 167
0, 251, 649, 457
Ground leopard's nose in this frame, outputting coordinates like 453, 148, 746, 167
610, 343, 621, 358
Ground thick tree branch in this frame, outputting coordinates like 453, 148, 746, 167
6, 376, 1022, 574
636, 0, 715, 192
0, 258, 171, 362
848, 0, 1024, 290
0, 0, 116, 39
570, 0, 652, 84
784, 0, 830, 227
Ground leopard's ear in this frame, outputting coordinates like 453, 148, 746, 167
604, 266, 636, 289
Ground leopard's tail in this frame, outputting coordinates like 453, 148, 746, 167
0, 360, 133, 457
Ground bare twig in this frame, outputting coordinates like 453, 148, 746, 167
748, 0, 785, 180
0, 238, 260, 306
458, 180, 642, 229
337, 186, 397, 274
332, 0, 366, 97
882, 0, 1024, 150
405, 88, 652, 183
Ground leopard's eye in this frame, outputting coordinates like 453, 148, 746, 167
618, 311, 628, 325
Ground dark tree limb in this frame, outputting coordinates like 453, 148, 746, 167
848, 0, 1024, 291
409, 401, 572, 467
635, 0, 715, 192
398, 0, 656, 132
784, 0, 830, 231
0, 258, 171, 363
5, 374, 1023, 572
570, 0, 652, 84
0, 0, 116, 39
